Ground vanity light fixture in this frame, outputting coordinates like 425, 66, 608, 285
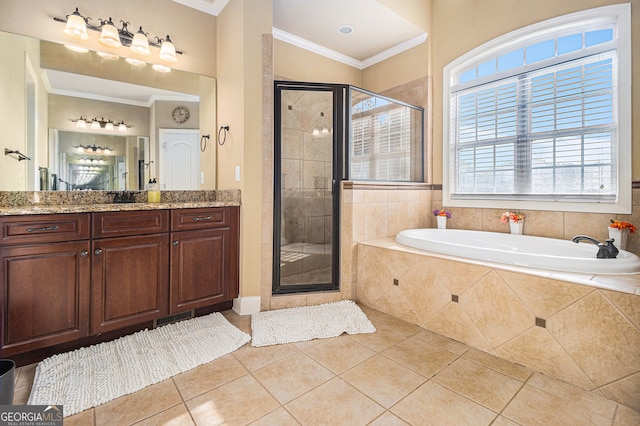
55, 7, 182, 71
130, 27, 151, 55
71, 117, 131, 132
63, 8, 89, 40
98, 17, 122, 47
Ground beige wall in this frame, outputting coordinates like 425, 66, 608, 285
431, 0, 640, 183
274, 40, 362, 85
217, 0, 272, 300
0, 0, 217, 77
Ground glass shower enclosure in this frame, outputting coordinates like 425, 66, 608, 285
273, 81, 423, 294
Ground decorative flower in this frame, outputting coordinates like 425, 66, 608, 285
609, 220, 637, 233
500, 211, 525, 224
433, 209, 451, 218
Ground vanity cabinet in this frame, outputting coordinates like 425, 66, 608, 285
0, 206, 239, 359
90, 210, 169, 334
169, 207, 239, 313
0, 214, 91, 356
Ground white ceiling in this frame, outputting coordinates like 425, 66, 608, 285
172, 0, 427, 69
42, 69, 198, 107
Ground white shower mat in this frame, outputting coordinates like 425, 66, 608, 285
28, 312, 250, 417
251, 300, 376, 347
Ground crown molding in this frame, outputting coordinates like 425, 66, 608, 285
272, 27, 428, 70
360, 33, 428, 69
272, 28, 363, 69
171, 0, 229, 16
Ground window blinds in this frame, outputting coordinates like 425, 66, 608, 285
451, 51, 617, 200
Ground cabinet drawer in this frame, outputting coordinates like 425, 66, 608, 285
93, 210, 169, 238
0, 214, 90, 246
171, 208, 229, 231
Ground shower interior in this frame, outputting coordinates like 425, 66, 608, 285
274, 82, 423, 293
279, 89, 335, 287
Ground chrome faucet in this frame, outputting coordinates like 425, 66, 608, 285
571, 235, 619, 259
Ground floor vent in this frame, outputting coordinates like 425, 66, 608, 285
153, 310, 194, 328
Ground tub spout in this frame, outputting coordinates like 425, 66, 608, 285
571, 235, 619, 259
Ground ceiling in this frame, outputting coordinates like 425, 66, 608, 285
172, 0, 427, 69
42, 70, 198, 108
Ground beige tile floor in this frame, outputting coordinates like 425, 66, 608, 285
12, 306, 640, 426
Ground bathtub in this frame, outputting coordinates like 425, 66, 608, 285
395, 228, 640, 274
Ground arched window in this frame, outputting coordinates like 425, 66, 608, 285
443, 4, 631, 213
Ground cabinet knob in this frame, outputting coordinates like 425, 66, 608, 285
172, 240, 179, 246
80, 250, 89, 257
94, 248, 103, 255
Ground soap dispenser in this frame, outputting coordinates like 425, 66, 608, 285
147, 178, 160, 203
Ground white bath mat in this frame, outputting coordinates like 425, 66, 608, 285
251, 300, 376, 347
28, 313, 250, 417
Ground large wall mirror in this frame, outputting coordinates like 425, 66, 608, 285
0, 30, 216, 192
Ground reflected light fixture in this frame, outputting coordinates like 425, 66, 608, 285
96, 51, 119, 59
64, 44, 90, 53
75, 144, 112, 155
152, 64, 171, 73
55, 7, 182, 72
125, 57, 146, 66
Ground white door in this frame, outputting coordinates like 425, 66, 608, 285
159, 129, 200, 190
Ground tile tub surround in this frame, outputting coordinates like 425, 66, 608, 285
0, 190, 241, 215
356, 238, 640, 411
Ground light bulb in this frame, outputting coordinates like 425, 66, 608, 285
118, 122, 127, 132
76, 118, 87, 129
105, 121, 114, 131
91, 120, 100, 130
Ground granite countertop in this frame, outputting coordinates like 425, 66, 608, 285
0, 190, 241, 216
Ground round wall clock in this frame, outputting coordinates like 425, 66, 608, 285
172, 106, 190, 124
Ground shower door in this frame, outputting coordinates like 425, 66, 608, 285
273, 81, 346, 294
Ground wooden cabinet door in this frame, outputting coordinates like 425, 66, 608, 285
0, 241, 90, 356
170, 228, 229, 314
91, 234, 169, 334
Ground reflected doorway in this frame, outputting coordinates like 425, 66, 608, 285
273, 82, 345, 294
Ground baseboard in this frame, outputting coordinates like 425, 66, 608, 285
232, 296, 261, 315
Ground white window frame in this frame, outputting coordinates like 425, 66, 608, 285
442, 4, 632, 213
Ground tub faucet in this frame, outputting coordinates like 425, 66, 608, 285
571, 235, 619, 259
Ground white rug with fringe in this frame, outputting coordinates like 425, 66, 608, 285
251, 300, 376, 347
28, 313, 250, 417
